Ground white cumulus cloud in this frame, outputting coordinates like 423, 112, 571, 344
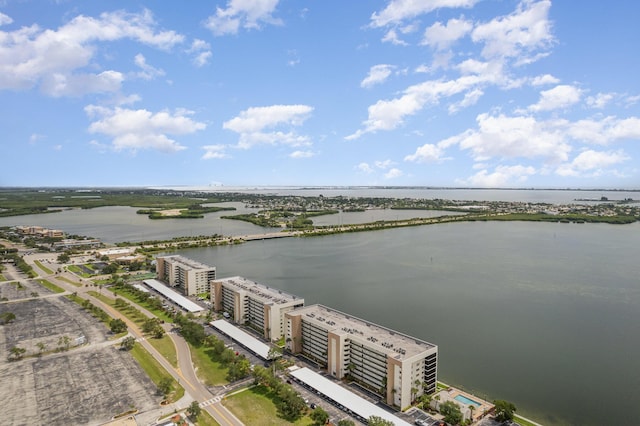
404, 143, 446, 163
85, 105, 205, 153
356, 163, 374, 173
371, 0, 479, 28
289, 150, 315, 159
422, 18, 473, 50
556, 150, 629, 177
463, 164, 536, 187
529, 84, 582, 112
223, 104, 314, 150
205, 0, 282, 36
384, 168, 403, 179
530, 74, 559, 86
0, 9, 183, 96
187, 39, 212, 67
471, 0, 554, 61
202, 144, 229, 159
451, 113, 572, 163
361, 64, 395, 88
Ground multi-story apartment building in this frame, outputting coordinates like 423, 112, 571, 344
211, 276, 305, 341
155, 255, 216, 296
285, 304, 438, 410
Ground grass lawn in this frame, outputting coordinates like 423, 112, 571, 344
111, 287, 174, 323
514, 415, 541, 426
223, 386, 313, 426
36, 278, 65, 293
0, 274, 5, 281
67, 264, 92, 278
190, 344, 229, 386
34, 260, 53, 274
89, 291, 149, 326
57, 275, 82, 287
147, 334, 178, 368
196, 411, 220, 426
130, 342, 184, 403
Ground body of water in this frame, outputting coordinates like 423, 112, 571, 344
2, 189, 639, 425
179, 221, 640, 426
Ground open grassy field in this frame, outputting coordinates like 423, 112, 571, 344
147, 334, 178, 368
36, 278, 65, 293
34, 259, 53, 274
223, 386, 313, 426
190, 344, 229, 386
196, 410, 221, 426
130, 342, 184, 403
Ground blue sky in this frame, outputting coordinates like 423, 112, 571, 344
1, 0, 639, 188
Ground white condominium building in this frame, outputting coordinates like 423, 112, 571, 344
155, 255, 216, 296
285, 304, 438, 410
211, 276, 305, 341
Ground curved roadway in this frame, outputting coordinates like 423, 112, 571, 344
24, 252, 244, 426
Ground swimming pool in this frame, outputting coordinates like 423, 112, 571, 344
454, 394, 482, 407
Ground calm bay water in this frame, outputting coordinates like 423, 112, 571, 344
2, 189, 639, 425
182, 222, 640, 426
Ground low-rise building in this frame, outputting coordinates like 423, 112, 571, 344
211, 276, 304, 341
156, 255, 216, 296
285, 304, 437, 410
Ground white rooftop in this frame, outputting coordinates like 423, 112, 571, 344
289, 367, 413, 426
290, 304, 436, 360
215, 276, 302, 305
143, 279, 204, 313
158, 254, 215, 271
210, 319, 271, 360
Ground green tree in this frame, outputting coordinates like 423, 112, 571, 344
158, 377, 173, 397
56, 335, 72, 351
109, 318, 127, 334
142, 317, 161, 334
493, 399, 517, 422
440, 400, 463, 425
8, 345, 27, 361
0, 311, 16, 325
102, 262, 119, 274
152, 325, 165, 339
36, 341, 47, 355
57, 252, 71, 263
220, 347, 236, 364
337, 420, 355, 426
120, 336, 136, 351
276, 387, 306, 421
310, 406, 329, 425
367, 416, 394, 426
227, 355, 251, 381
187, 400, 202, 420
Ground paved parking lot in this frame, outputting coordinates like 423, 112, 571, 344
0, 269, 161, 425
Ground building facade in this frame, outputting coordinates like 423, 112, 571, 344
156, 255, 216, 296
285, 304, 438, 410
211, 276, 305, 341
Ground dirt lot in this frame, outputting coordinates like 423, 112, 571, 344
0, 289, 160, 425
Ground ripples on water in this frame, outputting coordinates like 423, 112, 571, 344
2, 190, 640, 425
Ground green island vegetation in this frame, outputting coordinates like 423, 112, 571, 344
137, 203, 235, 219
0, 188, 232, 217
